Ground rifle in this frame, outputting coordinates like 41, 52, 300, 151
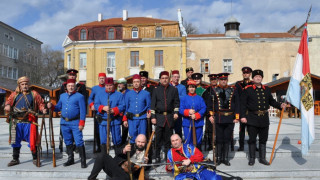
43, 115, 49, 157
138, 130, 155, 180
92, 110, 97, 153
191, 107, 197, 147
36, 114, 45, 167
48, 105, 56, 167
127, 137, 133, 180
212, 115, 216, 166
106, 95, 111, 154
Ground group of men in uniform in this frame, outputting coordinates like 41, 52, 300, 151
4, 65, 286, 179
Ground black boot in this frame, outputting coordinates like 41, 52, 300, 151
100, 144, 106, 154
248, 144, 256, 166
216, 144, 222, 166
79, 146, 87, 168
32, 148, 39, 166
258, 144, 270, 165
63, 145, 74, 166
8, 147, 20, 167
222, 143, 230, 166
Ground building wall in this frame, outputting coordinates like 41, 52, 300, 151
308, 23, 320, 76
122, 23, 180, 39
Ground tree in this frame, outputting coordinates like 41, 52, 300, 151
208, 27, 222, 34
183, 21, 199, 35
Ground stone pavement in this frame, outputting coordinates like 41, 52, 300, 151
0, 116, 319, 180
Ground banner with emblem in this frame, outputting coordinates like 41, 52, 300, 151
286, 23, 314, 155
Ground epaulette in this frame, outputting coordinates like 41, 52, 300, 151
244, 85, 253, 89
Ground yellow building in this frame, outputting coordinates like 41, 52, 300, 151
63, 10, 187, 87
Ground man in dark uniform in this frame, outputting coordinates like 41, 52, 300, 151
181, 67, 194, 88
235, 67, 253, 151
240, 69, 286, 166
139, 71, 155, 96
192, 73, 206, 96
212, 73, 240, 166
202, 74, 218, 150
151, 71, 180, 163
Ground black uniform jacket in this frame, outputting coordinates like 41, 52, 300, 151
151, 85, 180, 128
142, 83, 155, 97
240, 84, 282, 127
202, 85, 216, 115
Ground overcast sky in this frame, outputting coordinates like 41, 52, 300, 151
1, 0, 319, 50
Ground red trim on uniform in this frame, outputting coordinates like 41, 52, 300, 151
98, 105, 104, 113
262, 85, 266, 90
99, 84, 105, 87
113, 107, 119, 116
134, 87, 142, 92
184, 109, 190, 117
79, 120, 85, 126
194, 112, 201, 120
189, 147, 204, 162
188, 93, 197, 96
89, 102, 94, 108
122, 115, 128, 121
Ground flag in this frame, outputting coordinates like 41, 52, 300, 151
286, 23, 315, 155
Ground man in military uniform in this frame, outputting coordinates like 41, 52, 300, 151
123, 74, 151, 143
181, 67, 194, 88
117, 78, 130, 144
151, 71, 180, 163
140, 71, 155, 96
94, 77, 125, 150
235, 67, 253, 151
170, 70, 186, 138
88, 73, 106, 152
48, 79, 87, 168
191, 73, 206, 96
4, 76, 47, 167
202, 74, 218, 150
240, 70, 286, 166
212, 73, 240, 166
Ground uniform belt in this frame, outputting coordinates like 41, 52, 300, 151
251, 110, 268, 116
127, 110, 147, 118
156, 111, 172, 115
62, 115, 80, 121
217, 112, 234, 116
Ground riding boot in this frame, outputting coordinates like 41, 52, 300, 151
248, 144, 256, 166
7, 147, 21, 167
63, 145, 74, 166
258, 144, 270, 165
216, 144, 222, 166
32, 148, 38, 166
222, 143, 230, 166
100, 144, 106, 154
79, 146, 87, 168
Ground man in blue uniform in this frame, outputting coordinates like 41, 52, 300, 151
48, 79, 87, 168
94, 77, 125, 151
170, 70, 187, 138
123, 74, 151, 143
117, 78, 130, 144
179, 80, 206, 150
88, 73, 106, 152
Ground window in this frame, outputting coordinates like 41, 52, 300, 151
13, 68, 18, 79
13, 48, 18, 59
3, 45, 8, 57
80, 29, 87, 40
0, 66, 2, 76
130, 51, 139, 67
200, 59, 209, 73
8, 67, 12, 79
132, 27, 138, 39
3, 66, 7, 77
156, 26, 162, 38
108, 28, 115, 40
155, 50, 163, 66
67, 54, 71, 69
107, 52, 115, 67
0, 43, 2, 55
79, 52, 87, 68
4, 33, 9, 39
223, 59, 232, 73
8, 47, 13, 58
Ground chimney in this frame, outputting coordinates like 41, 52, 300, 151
98, 13, 103, 22
123, 10, 128, 21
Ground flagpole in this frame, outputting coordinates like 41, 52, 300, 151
305, 5, 312, 23
269, 108, 285, 165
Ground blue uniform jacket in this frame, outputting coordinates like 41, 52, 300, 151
94, 90, 125, 126
170, 83, 187, 99
54, 92, 86, 126
179, 94, 206, 127
124, 89, 151, 120
88, 84, 105, 108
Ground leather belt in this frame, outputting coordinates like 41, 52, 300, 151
127, 110, 147, 118
251, 110, 268, 116
62, 115, 80, 121
217, 112, 234, 116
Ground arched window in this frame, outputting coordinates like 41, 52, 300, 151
80, 29, 87, 40
108, 28, 115, 40
132, 27, 138, 39
156, 26, 162, 38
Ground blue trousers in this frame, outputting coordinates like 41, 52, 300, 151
61, 124, 84, 146
175, 166, 222, 180
128, 119, 147, 143
99, 124, 121, 145
183, 126, 203, 146
11, 123, 31, 148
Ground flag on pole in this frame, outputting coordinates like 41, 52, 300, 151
286, 23, 315, 155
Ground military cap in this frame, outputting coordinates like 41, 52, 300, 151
105, 77, 114, 85
159, 71, 169, 78
186, 67, 194, 73
252, 69, 264, 78
191, 73, 203, 80
208, 74, 218, 80
139, 71, 149, 78
66, 69, 78, 75
218, 73, 230, 79
242, 66, 252, 73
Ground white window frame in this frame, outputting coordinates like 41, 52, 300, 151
223, 59, 233, 73
130, 51, 139, 67
107, 52, 116, 68
156, 26, 162, 38
79, 52, 87, 69
3, 45, 8, 57
67, 54, 71, 69
13, 67, 18, 79
154, 50, 163, 67
200, 59, 210, 74
132, 27, 138, 39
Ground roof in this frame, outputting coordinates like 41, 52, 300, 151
76, 17, 178, 28
265, 74, 320, 87
188, 33, 296, 39
188, 34, 225, 37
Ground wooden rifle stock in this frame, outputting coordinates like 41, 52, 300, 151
37, 114, 45, 167
106, 95, 111, 154
49, 108, 56, 167
138, 130, 155, 180
191, 107, 197, 147
127, 137, 133, 180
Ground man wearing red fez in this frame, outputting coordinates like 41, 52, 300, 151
47, 78, 87, 168
151, 71, 180, 163
170, 70, 186, 138
5, 76, 47, 167
88, 73, 107, 153
122, 74, 151, 144
94, 77, 125, 151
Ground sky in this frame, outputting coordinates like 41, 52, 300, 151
1, 0, 319, 50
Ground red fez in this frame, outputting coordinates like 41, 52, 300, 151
66, 79, 76, 84
187, 80, 197, 86
172, 70, 179, 75
132, 74, 141, 80
159, 71, 169, 78
105, 77, 114, 85
98, 73, 106, 77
